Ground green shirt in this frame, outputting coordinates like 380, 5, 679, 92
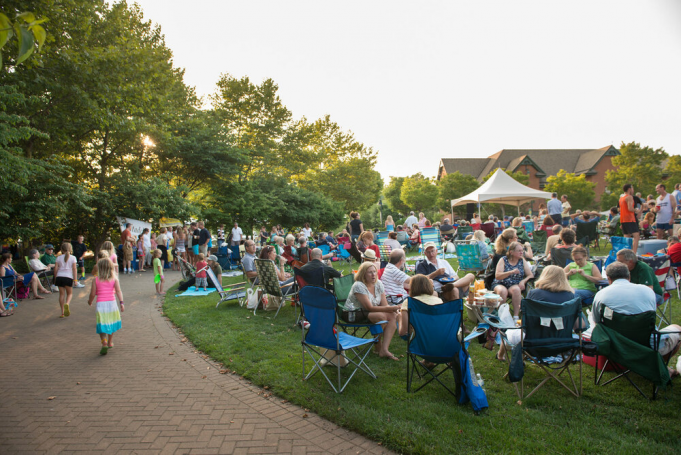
630, 261, 663, 297
153, 257, 163, 276
567, 262, 597, 292
41, 253, 56, 265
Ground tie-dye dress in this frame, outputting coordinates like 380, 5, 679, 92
95, 277, 121, 334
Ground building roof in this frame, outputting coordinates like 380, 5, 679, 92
438, 146, 619, 181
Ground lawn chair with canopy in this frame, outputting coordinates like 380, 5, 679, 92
254, 259, 298, 318
300, 286, 379, 393
487, 297, 584, 400
406, 297, 466, 399
575, 221, 600, 249
592, 306, 672, 400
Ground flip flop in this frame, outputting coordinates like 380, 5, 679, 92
381, 353, 400, 361
64, 304, 70, 317
59, 315, 65, 318
100, 346, 108, 355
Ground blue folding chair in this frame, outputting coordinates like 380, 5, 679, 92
300, 286, 379, 393
603, 236, 633, 269
420, 227, 442, 256
523, 220, 535, 235
406, 297, 465, 397
454, 241, 486, 276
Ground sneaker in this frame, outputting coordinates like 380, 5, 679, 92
78, 276, 86, 281
51, 285, 58, 292
74, 282, 85, 288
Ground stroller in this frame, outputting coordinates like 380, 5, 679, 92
177, 255, 197, 281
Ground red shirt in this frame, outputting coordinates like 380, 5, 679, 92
121, 229, 132, 245
668, 243, 681, 271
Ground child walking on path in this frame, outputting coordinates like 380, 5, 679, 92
88, 258, 124, 355
194, 253, 208, 291
153, 249, 165, 295
53, 242, 78, 318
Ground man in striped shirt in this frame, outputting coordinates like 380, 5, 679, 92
380, 249, 411, 304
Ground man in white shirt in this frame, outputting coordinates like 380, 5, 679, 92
403, 211, 418, 230
141, 228, 152, 270
381, 249, 411, 303
655, 183, 676, 239
560, 195, 571, 227
231, 222, 243, 247
593, 262, 681, 362
415, 242, 475, 295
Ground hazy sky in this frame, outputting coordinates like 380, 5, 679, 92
130, 0, 681, 182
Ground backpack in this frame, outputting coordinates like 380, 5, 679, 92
16, 281, 30, 300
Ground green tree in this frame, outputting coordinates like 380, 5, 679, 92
400, 173, 438, 212
0, 10, 47, 66
436, 171, 480, 213
544, 170, 597, 211
384, 176, 410, 215
605, 142, 667, 199
663, 155, 681, 190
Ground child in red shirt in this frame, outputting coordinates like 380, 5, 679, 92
194, 253, 208, 291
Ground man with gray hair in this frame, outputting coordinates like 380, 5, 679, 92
300, 248, 341, 289
593, 261, 681, 373
403, 211, 418, 230
380, 249, 411, 303
616, 249, 664, 305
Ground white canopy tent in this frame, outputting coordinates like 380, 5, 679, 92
450, 168, 553, 218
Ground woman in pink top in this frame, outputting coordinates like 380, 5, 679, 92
88, 258, 124, 355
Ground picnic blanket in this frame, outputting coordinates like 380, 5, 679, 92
221, 271, 242, 277
175, 289, 217, 297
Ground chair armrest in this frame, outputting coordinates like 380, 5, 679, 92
338, 320, 388, 328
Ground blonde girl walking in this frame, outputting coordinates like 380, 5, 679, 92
53, 242, 78, 318
88, 258, 124, 355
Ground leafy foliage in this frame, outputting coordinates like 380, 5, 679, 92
436, 171, 480, 213
605, 142, 667, 199
0, 10, 47, 67
545, 170, 597, 211
400, 173, 438, 212
384, 176, 410, 216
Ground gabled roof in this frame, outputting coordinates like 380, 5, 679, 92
439, 146, 619, 181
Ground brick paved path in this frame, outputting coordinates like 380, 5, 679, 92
0, 272, 392, 454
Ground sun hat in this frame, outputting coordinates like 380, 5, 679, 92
362, 249, 378, 260
208, 255, 218, 262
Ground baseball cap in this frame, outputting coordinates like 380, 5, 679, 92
208, 255, 218, 262
423, 242, 437, 250
45, 244, 54, 249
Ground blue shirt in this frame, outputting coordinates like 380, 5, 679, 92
575, 216, 600, 224
547, 198, 562, 215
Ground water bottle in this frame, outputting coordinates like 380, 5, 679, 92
476, 373, 485, 390
346, 300, 356, 322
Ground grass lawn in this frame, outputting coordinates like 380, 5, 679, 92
163, 244, 681, 454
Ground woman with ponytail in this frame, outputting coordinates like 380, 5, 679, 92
53, 242, 78, 318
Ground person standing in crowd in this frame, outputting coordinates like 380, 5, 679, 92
348, 212, 364, 242
418, 212, 429, 228
187, 222, 196, 265
260, 226, 269, 246
194, 253, 208, 292
230, 222, 243, 248
120, 223, 136, 275
547, 192, 562, 225
198, 222, 211, 256
157, 228, 168, 268
217, 224, 226, 249
53, 243, 78, 317
136, 235, 146, 272
655, 183, 676, 239
192, 222, 201, 261
71, 235, 87, 287
142, 228, 152, 270
619, 183, 640, 253
384, 215, 395, 232
561, 194, 571, 226
673, 183, 681, 207
175, 226, 186, 265
88, 257, 124, 355
403, 211, 418, 230
301, 223, 312, 240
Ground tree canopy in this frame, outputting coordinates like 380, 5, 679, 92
544, 170, 596, 211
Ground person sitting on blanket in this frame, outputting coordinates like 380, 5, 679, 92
300, 248, 341, 289
593, 261, 681, 377
416, 242, 475, 295
380, 249, 412, 304
615, 249, 664, 306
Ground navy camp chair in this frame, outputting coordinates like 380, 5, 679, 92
406, 297, 465, 398
300, 286, 379, 393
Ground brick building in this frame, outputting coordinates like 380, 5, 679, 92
437, 145, 620, 201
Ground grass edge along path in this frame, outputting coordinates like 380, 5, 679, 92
163, 257, 681, 454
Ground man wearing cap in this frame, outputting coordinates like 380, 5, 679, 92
416, 242, 476, 294
40, 244, 57, 266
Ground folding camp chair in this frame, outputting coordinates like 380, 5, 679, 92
420, 227, 442, 256
209, 267, 247, 308
378, 244, 392, 262
490, 297, 583, 400
25, 256, 53, 289
300, 286, 379, 393
406, 297, 465, 398
1, 275, 18, 302
480, 223, 496, 241
530, 230, 547, 257
550, 247, 574, 268
332, 274, 386, 339
254, 259, 298, 317
592, 306, 671, 400
522, 221, 535, 235
454, 241, 486, 276
638, 255, 674, 328
375, 231, 389, 246
457, 226, 473, 240
575, 221, 600, 249
514, 226, 532, 244
603, 236, 633, 269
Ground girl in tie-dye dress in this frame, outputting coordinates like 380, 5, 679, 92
88, 258, 124, 355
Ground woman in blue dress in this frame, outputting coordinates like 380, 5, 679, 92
1, 252, 51, 299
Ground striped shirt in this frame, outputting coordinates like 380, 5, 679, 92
381, 263, 409, 296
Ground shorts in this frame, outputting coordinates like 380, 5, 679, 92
123, 249, 133, 261
655, 327, 680, 356
77, 258, 85, 268
621, 221, 639, 235
193, 244, 199, 255
657, 222, 673, 231
176, 247, 186, 253
55, 277, 73, 287
199, 245, 208, 256
195, 277, 207, 287
550, 214, 562, 224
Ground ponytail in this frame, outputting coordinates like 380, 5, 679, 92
61, 242, 72, 263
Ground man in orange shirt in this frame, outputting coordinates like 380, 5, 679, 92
619, 183, 640, 253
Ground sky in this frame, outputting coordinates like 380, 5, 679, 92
129, 0, 681, 183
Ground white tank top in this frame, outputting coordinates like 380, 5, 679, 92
656, 193, 673, 224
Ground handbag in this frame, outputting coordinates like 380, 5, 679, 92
246, 288, 258, 310
508, 343, 524, 382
